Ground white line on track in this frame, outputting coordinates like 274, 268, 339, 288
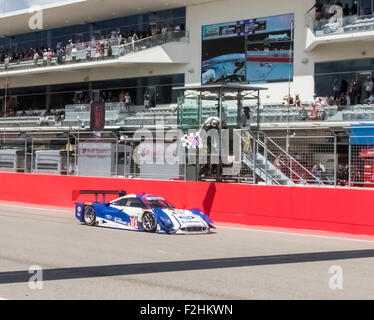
0, 203, 71, 213
0, 297, 8, 300
218, 225, 374, 244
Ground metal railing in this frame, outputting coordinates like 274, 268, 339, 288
306, 10, 374, 37
0, 129, 373, 189
0, 30, 188, 72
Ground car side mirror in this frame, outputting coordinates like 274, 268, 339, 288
105, 203, 110, 207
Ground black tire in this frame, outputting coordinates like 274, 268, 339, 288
142, 212, 157, 233
83, 206, 96, 226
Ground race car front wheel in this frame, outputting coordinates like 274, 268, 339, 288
83, 206, 96, 226
142, 212, 157, 233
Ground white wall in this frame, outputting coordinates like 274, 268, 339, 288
3, 0, 374, 105
0, 63, 187, 90
185, 0, 374, 104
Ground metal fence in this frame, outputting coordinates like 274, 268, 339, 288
0, 129, 373, 189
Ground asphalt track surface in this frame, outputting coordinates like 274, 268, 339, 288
1, 202, 374, 300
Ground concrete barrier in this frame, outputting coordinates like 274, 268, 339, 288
1, 172, 374, 236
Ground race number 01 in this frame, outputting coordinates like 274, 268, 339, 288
130, 217, 138, 228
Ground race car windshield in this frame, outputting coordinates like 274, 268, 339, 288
144, 199, 175, 209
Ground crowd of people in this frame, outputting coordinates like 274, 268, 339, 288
0, 22, 184, 69
330, 76, 374, 106
314, 1, 359, 21
280, 75, 374, 121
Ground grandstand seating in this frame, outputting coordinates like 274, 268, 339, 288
122, 104, 178, 126
0, 114, 57, 127
2, 102, 374, 129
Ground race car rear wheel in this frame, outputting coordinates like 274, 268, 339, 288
142, 212, 157, 233
83, 206, 96, 226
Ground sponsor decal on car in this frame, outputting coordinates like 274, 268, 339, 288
178, 215, 195, 220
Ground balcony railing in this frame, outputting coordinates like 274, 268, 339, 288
306, 11, 374, 37
0, 30, 189, 73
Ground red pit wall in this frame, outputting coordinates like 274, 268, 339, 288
0, 172, 373, 236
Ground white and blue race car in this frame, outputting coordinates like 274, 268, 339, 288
75, 191, 215, 234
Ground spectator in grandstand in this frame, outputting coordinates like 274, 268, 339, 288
338, 92, 347, 107
314, 0, 323, 20
351, 1, 358, 15
4, 55, 10, 70
351, 165, 362, 187
343, 3, 350, 16
99, 37, 106, 58
274, 154, 283, 171
42, 49, 48, 66
119, 90, 125, 103
33, 51, 40, 67
291, 94, 301, 107
318, 97, 327, 119
327, 95, 335, 106
364, 76, 373, 100
161, 25, 168, 43
312, 162, 326, 184
337, 164, 348, 186
124, 92, 132, 112
348, 80, 358, 105
95, 42, 101, 59
332, 78, 341, 102
174, 24, 181, 41
131, 33, 138, 51
283, 95, 294, 106
86, 45, 91, 60
57, 47, 65, 64
117, 30, 123, 46
47, 48, 53, 66
71, 45, 78, 62
311, 96, 325, 120
107, 44, 113, 58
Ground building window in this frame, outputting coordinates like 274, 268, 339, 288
315, 58, 374, 104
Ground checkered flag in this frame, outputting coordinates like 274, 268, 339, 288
181, 132, 203, 149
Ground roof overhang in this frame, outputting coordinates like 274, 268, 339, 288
305, 27, 374, 52
0, 0, 218, 37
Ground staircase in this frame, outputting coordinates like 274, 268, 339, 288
242, 152, 295, 185
241, 132, 323, 186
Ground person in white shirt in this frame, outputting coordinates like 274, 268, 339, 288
33, 51, 39, 67
71, 46, 78, 62
124, 92, 131, 112
364, 76, 373, 100
42, 49, 48, 66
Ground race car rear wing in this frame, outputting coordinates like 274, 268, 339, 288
72, 190, 127, 202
